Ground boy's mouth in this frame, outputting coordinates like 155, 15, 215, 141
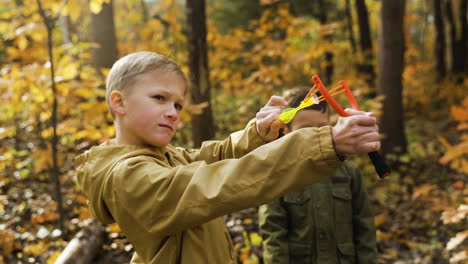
159, 124, 173, 131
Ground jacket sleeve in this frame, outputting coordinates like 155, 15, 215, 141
259, 200, 290, 264
109, 126, 341, 237
179, 119, 266, 163
348, 163, 377, 264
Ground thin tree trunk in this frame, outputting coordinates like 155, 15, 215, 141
445, 0, 456, 74
452, 0, 467, 75
433, 0, 446, 81
186, 0, 215, 147
356, 0, 373, 54
463, 0, 468, 74
91, 0, 118, 70
344, 0, 357, 53
355, 0, 376, 90
36, 0, 65, 232
140, 0, 148, 23
317, 0, 334, 84
378, 0, 407, 156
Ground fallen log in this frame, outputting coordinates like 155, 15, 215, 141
54, 220, 106, 264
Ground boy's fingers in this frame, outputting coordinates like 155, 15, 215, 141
258, 106, 284, 114
357, 131, 381, 143
265, 96, 288, 107
358, 141, 381, 153
349, 115, 377, 127
264, 120, 284, 141
344, 108, 375, 117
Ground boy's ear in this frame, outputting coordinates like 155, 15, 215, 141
109, 90, 126, 115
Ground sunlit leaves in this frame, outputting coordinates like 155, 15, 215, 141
442, 205, 468, 225
89, 0, 111, 14
440, 97, 468, 174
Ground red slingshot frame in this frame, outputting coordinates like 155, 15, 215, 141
310, 75, 391, 178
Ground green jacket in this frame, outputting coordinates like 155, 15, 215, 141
259, 162, 377, 264
75, 121, 342, 264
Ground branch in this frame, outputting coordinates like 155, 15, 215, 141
35, 0, 69, 28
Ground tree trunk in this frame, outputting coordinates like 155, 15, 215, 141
140, 0, 149, 23
54, 220, 106, 264
433, 0, 446, 81
378, 0, 407, 156
444, 0, 466, 78
91, 0, 118, 70
355, 0, 376, 90
186, 0, 215, 147
344, 0, 357, 53
317, 0, 334, 84
445, 0, 455, 73
452, 0, 467, 75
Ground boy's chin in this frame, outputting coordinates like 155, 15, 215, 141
146, 137, 173, 148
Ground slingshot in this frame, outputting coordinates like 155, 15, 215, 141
279, 75, 391, 178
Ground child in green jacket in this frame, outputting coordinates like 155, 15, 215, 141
259, 87, 377, 264
75, 52, 381, 264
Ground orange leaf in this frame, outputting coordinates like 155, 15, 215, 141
108, 223, 121, 233
412, 184, 436, 200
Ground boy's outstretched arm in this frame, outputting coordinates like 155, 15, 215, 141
181, 96, 288, 163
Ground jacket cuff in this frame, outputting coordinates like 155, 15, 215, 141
315, 126, 342, 166
245, 118, 269, 147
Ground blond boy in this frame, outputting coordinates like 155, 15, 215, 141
75, 51, 381, 264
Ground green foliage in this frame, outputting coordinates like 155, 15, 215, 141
208, 0, 261, 33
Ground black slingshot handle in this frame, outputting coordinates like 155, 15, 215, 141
368, 151, 391, 178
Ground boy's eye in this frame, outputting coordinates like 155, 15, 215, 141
153, 95, 164, 101
175, 104, 183, 111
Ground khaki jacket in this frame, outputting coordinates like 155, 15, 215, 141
75, 121, 341, 264
259, 162, 377, 264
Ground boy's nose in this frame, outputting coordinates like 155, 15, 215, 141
165, 105, 179, 120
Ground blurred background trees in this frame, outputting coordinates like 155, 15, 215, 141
0, 0, 466, 263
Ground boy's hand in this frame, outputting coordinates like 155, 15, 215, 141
256, 96, 288, 142
332, 109, 381, 154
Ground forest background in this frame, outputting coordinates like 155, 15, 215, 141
0, 0, 467, 263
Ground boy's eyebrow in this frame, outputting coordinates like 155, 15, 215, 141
155, 88, 184, 103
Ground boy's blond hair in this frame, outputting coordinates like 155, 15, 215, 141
106, 51, 187, 118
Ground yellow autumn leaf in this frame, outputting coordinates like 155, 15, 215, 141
74, 87, 95, 98
249, 233, 262, 246
108, 223, 121, 233
374, 213, 385, 227
47, 251, 61, 264
17, 36, 28, 50
24, 241, 46, 256
60, 63, 78, 80
89, 0, 105, 14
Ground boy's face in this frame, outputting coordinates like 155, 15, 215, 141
117, 71, 186, 147
289, 109, 329, 132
